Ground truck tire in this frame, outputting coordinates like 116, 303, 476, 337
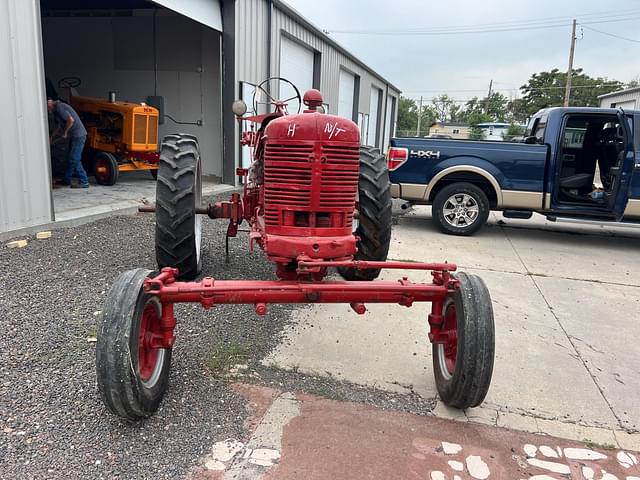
96, 268, 173, 420
432, 272, 494, 409
432, 182, 490, 236
338, 146, 392, 281
155, 134, 202, 280
94, 152, 119, 186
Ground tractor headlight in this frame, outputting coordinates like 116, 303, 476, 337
232, 100, 247, 116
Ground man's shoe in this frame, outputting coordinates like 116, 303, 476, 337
70, 183, 89, 189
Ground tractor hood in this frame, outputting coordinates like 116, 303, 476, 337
265, 112, 359, 143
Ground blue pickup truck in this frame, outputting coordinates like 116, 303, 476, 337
388, 107, 640, 235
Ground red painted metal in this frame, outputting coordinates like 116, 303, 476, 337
138, 302, 162, 381
141, 265, 459, 349
127, 150, 160, 163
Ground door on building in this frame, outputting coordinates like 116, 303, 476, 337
367, 87, 381, 147
338, 69, 356, 120
279, 36, 314, 95
383, 95, 396, 152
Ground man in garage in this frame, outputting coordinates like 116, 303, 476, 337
47, 98, 89, 188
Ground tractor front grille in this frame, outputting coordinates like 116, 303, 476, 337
263, 142, 359, 232
134, 114, 147, 144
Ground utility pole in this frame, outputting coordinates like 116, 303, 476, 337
416, 96, 423, 137
485, 80, 493, 115
564, 19, 577, 107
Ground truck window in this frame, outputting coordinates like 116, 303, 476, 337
533, 121, 546, 144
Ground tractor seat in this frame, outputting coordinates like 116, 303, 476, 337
559, 173, 592, 189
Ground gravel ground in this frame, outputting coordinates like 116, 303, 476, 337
0, 196, 429, 479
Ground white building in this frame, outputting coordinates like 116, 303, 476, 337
598, 86, 640, 110
1, 0, 400, 234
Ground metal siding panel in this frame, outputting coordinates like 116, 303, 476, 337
0, 0, 53, 233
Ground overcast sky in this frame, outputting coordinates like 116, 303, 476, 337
284, 0, 640, 104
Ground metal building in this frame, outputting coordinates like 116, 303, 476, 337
0, 0, 400, 235
598, 86, 640, 109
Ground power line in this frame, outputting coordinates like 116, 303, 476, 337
581, 25, 640, 44
326, 11, 640, 35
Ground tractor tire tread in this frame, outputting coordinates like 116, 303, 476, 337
338, 146, 392, 281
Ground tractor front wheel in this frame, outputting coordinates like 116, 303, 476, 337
94, 152, 119, 186
432, 272, 495, 409
338, 146, 392, 281
155, 133, 202, 280
96, 268, 172, 420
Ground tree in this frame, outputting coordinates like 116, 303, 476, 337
397, 96, 418, 136
507, 98, 528, 124
431, 94, 455, 122
467, 112, 492, 140
520, 68, 623, 115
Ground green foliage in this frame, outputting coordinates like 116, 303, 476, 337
467, 112, 491, 140
520, 68, 623, 114
397, 96, 437, 136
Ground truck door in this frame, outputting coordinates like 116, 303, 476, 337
608, 111, 635, 220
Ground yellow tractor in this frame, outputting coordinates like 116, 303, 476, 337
71, 96, 160, 185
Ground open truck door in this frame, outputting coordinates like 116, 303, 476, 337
608, 111, 635, 221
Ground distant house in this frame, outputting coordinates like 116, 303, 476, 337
598, 86, 640, 109
428, 121, 470, 139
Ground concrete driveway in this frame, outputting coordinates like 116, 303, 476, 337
265, 207, 640, 448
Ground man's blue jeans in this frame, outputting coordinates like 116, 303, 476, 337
64, 135, 89, 186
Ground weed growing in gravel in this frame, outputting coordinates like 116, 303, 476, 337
582, 438, 617, 450
206, 339, 252, 376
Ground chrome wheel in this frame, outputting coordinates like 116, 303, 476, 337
442, 193, 479, 228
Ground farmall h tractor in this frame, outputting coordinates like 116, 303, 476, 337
95, 78, 495, 421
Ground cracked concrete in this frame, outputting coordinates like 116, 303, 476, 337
265, 206, 640, 446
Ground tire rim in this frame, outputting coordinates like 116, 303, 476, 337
442, 193, 479, 228
436, 299, 458, 380
138, 297, 165, 388
94, 157, 110, 183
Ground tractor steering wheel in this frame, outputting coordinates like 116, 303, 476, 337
252, 77, 302, 116
58, 77, 81, 89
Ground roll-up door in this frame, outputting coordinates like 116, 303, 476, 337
150, 0, 222, 30
338, 69, 355, 120
279, 36, 314, 94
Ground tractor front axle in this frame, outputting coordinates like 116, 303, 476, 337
142, 261, 459, 350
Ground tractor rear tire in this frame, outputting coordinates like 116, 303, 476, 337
94, 152, 119, 186
155, 134, 202, 280
96, 268, 172, 421
432, 272, 495, 409
338, 146, 392, 281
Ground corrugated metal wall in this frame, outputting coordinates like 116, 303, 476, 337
234, 0, 400, 131
0, 0, 53, 234
599, 89, 640, 109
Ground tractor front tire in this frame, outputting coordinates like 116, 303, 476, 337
338, 146, 392, 281
432, 272, 495, 409
155, 134, 202, 280
94, 152, 119, 186
96, 268, 173, 421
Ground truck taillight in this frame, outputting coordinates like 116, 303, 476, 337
386, 147, 408, 171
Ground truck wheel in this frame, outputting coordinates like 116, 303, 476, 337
96, 268, 172, 420
155, 134, 202, 280
432, 182, 489, 236
94, 152, 119, 186
432, 272, 494, 409
338, 146, 392, 281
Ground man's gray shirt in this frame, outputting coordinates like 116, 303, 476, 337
53, 102, 87, 138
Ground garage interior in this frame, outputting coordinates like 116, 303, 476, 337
39, 0, 225, 220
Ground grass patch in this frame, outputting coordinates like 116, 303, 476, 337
582, 438, 617, 450
206, 339, 252, 375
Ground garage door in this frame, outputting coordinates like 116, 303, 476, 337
151, 0, 222, 31
367, 88, 380, 146
338, 69, 355, 120
613, 100, 636, 109
280, 36, 314, 95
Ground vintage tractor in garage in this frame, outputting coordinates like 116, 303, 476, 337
95, 78, 495, 421
71, 94, 160, 185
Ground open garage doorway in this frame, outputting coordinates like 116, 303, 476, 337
39, 0, 225, 221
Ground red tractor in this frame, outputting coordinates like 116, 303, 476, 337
95, 78, 495, 420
